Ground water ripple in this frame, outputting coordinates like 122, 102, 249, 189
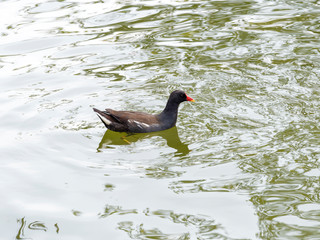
1, 0, 320, 239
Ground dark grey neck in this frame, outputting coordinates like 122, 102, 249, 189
158, 101, 180, 128
162, 99, 181, 114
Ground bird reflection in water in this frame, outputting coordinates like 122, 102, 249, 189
97, 126, 190, 156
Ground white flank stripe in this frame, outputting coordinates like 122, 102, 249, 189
132, 120, 150, 129
128, 120, 150, 129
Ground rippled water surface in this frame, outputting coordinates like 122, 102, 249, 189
1, 0, 320, 239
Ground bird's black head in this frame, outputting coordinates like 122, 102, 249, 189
169, 90, 195, 104
159, 90, 195, 123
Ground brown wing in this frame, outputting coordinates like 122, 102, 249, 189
105, 109, 160, 125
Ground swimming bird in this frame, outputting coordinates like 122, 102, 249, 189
93, 90, 195, 133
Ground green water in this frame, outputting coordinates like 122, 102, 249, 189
1, 0, 320, 239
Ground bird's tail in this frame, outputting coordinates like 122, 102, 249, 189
93, 108, 112, 127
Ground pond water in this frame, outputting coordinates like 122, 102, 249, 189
1, 0, 320, 239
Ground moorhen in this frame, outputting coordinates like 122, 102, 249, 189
93, 90, 195, 133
